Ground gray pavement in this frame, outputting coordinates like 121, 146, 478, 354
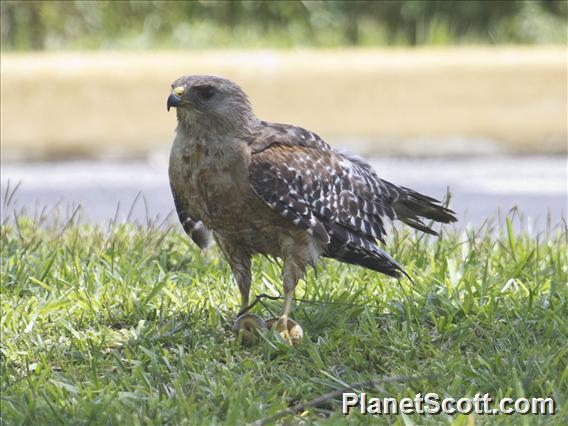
2, 155, 566, 233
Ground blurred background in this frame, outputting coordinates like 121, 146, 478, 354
1, 1, 566, 230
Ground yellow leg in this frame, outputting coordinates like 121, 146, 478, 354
276, 287, 294, 345
276, 256, 304, 345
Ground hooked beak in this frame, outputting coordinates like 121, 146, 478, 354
167, 86, 185, 111
167, 93, 181, 111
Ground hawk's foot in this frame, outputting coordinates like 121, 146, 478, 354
232, 313, 266, 345
266, 316, 304, 346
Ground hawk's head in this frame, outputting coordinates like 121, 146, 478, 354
167, 75, 255, 132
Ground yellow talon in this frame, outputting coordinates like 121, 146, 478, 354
266, 316, 304, 346
233, 313, 303, 346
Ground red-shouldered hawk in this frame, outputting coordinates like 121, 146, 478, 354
167, 75, 456, 344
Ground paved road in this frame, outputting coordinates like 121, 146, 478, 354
2, 156, 566, 233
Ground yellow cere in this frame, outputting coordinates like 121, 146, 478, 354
173, 86, 184, 96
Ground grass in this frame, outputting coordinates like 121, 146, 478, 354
2, 48, 567, 161
1, 213, 566, 424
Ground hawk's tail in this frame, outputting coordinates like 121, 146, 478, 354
324, 227, 413, 282
390, 185, 457, 235
334, 245, 412, 282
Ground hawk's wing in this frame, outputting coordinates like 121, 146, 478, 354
248, 122, 456, 278
171, 190, 212, 250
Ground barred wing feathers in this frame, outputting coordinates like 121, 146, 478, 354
342, 153, 457, 235
248, 123, 456, 278
249, 125, 389, 277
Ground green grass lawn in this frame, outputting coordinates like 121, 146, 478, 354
1, 215, 566, 424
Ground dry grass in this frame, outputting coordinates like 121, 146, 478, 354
1, 47, 566, 160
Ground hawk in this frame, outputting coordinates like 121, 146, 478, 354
167, 75, 456, 344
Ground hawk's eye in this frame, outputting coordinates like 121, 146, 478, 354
194, 85, 215, 100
